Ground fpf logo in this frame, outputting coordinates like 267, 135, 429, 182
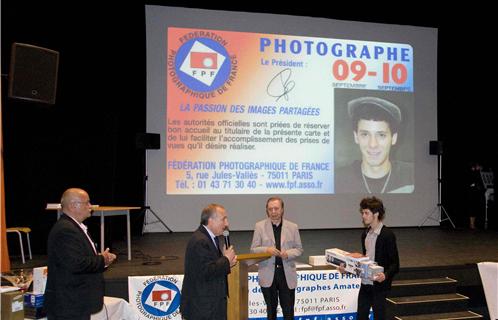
140, 279, 181, 317
174, 36, 232, 93
190, 52, 218, 70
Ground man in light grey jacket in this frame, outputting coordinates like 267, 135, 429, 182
250, 196, 303, 320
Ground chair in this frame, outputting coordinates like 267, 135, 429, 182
6, 227, 32, 263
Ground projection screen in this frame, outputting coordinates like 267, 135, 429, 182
145, 5, 438, 232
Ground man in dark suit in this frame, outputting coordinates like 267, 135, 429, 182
180, 203, 237, 320
357, 196, 399, 320
45, 188, 116, 320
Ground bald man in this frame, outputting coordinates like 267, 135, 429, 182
45, 188, 116, 320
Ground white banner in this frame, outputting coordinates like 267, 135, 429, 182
248, 270, 360, 320
128, 270, 361, 320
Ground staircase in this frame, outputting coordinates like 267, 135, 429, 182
387, 277, 484, 320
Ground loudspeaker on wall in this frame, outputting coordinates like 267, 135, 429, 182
135, 133, 160, 150
429, 140, 443, 155
8, 43, 59, 104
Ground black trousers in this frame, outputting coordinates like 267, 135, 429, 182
357, 284, 388, 320
261, 266, 295, 320
182, 296, 227, 320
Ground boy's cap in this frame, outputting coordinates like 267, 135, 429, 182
348, 96, 401, 123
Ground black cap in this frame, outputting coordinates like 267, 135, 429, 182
347, 97, 402, 124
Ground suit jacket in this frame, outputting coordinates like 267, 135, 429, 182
180, 225, 231, 319
250, 218, 303, 289
361, 225, 399, 291
44, 214, 106, 317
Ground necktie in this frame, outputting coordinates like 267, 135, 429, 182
214, 237, 221, 255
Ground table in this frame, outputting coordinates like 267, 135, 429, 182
47, 206, 140, 260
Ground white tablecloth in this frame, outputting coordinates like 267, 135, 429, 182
91, 296, 136, 320
26, 296, 136, 320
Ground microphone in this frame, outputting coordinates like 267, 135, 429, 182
222, 230, 230, 249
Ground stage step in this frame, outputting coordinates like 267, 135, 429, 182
387, 275, 484, 320
390, 277, 458, 297
387, 293, 469, 316
394, 310, 483, 320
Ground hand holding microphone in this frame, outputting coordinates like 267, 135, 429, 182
222, 229, 237, 267
222, 229, 231, 249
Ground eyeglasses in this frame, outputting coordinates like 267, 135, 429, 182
73, 200, 91, 206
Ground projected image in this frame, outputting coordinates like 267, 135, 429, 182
165, 27, 414, 195
334, 89, 414, 193
146, 5, 437, 231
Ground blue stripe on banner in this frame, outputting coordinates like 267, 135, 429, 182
250, 312, 360, 320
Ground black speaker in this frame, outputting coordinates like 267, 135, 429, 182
8, 43, 59, 104
135, 133, 160, 150
429, 140, 443, 155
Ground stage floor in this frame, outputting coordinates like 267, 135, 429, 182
12, 226, 498, 279
7, 226, 495, 319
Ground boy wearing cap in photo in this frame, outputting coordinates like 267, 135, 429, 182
335, 96, 414, 193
